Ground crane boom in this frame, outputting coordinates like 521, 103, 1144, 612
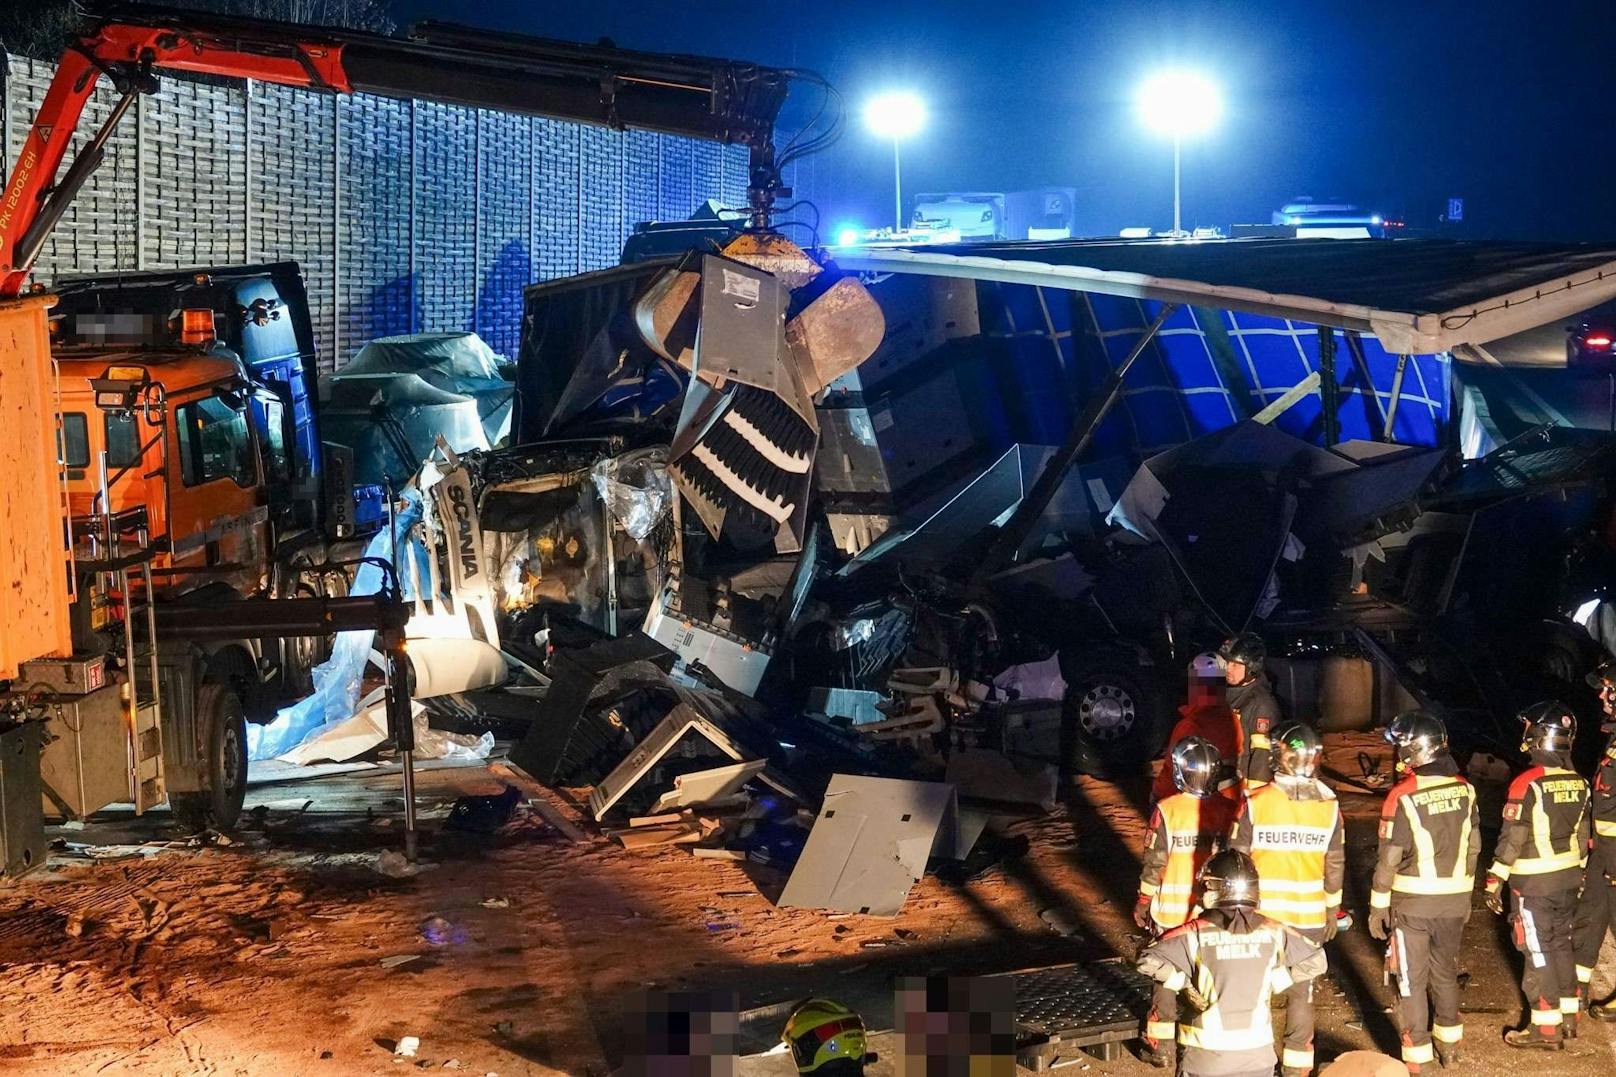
0, 3, 795, 296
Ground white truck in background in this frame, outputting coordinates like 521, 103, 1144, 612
911, 187, 1079, 241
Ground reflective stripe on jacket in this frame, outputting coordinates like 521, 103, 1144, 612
1228, 680, 1279, 785
1371, 768, 1479, 915
1139, 791, 1238, 929
1490, 764, 1589, 894
1593, 735, 1616, 843
1231, 779, 1345, 930
1137, 910, 1326, 1073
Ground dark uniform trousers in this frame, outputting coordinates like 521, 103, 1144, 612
1144, 983, 1177, 1055
1489, 761, 1590, 1038
1574, 841, 1616, 997
1282, 927, 1321, 1072
1388, 912, 1466, 1058
1514, 888, 1581, 1034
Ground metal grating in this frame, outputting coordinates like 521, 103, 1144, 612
5, 57, 138, 275
624, 129, 660, 229
413, 100, 477, 335
476, 109, 532, 356
250, 80, 336, 365
140, 76, 247, 270
1010, 960, 1153, 1040
579, 125, 627, 272
532, 117, 582, 280
658, 134, 698, 221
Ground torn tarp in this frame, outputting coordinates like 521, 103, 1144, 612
334, 332, 514, 444
319, 333, 515, 487
319, 375, 490, 488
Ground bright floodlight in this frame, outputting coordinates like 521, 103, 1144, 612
1136, 71, 1222, 138
835, 226, 861, 247
864, 91, 926, 140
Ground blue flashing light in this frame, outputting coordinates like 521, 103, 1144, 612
835, 226, 861, 247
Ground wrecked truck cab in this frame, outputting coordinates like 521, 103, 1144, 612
434, 438, 675, 651
507, 238, 1194, 768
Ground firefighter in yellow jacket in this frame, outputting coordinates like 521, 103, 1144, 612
1230, 721, 1343, 1077
1138, 849, 1327, 1077
1135, 737, 1240, 1068
1369, 711, 1479, 1072
1485, 701, 1590, 1050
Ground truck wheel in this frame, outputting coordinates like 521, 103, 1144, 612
171, 683, 249, 832
284, 568, 345, 695
1062, 654, 1170, 766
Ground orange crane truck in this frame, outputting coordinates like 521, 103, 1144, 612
0, 3, 796, 874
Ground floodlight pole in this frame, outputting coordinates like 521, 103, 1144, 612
892, 137, 903, 231
1172, 131, 1182, 236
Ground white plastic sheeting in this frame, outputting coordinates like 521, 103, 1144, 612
590, 447, 672, 541
275, 694, 493, 766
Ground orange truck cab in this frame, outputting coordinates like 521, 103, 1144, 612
45, 263, 379, 710
0, 264, 380, 848
58, 348, 272, 603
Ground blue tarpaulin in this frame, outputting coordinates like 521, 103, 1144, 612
247, 492, 427, 761
976, 284, 1450, 463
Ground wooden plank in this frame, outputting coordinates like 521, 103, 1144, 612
627, 812, 685, 828
612, 823, 700, 850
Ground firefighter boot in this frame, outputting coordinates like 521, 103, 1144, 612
1435, 1042, 1462, 1068
1593, 999, 1616, 1022
1144, 1046, 1170, 1069
1280, 1068, 1309, 1077
1502, 1026, 1564, 1051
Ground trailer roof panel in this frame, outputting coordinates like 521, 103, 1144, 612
831, 237, 1616, 354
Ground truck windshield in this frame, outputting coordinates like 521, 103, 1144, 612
177, 395, 255, 488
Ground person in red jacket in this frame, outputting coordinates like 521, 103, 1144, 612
1153, 652, 1243, 803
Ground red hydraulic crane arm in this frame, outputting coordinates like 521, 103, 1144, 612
1, 4, 799, 297
79, 21, 351, 87
1, 22, 354, 296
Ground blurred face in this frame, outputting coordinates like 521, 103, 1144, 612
1188, 678, 1226, 707
1225, 660, 1248, 686
1600, 678, 1616, 717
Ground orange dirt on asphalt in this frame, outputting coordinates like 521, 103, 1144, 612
0, 737, 1609, 1075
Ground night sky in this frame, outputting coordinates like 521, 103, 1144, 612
393, 0, 1616, 243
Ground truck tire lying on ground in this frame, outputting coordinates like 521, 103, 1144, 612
171, 683, 249, 832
